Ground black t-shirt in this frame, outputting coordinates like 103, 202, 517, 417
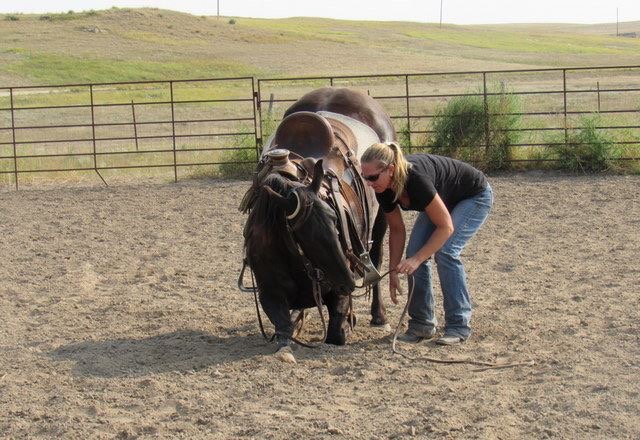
377, 154, 488, 213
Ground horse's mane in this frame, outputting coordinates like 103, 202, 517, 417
243, 173, 302, 250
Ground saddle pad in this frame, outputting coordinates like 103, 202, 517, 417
316, 111, 381, 161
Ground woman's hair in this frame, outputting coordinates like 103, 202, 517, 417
361, 141, 411, 201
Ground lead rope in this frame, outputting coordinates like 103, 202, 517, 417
383, 272, 535, 370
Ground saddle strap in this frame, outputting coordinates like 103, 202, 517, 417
331, 141, 371, 246
327, 173, 368, 278
328, 173, 353, 256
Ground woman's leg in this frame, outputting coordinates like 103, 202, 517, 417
434, 185, 493, 340
405, 212, 438, 335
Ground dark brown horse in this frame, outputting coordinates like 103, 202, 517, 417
240, 87, 396, 356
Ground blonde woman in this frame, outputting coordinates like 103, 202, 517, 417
361, 142, 493, 345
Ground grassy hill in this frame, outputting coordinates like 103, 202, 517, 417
1, 8, 640, 87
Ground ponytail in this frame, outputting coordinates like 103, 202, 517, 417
361, 141, 411, 202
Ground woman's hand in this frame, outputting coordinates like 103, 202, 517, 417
388, 272, 402, 304
396, 257, 421, 276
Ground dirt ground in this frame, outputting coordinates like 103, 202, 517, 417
1, 172, 639, 439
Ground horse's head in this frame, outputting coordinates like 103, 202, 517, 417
259, 160, 355, 295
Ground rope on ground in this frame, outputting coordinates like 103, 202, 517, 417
390, 273, 535, 371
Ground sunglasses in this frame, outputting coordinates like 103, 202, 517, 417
362, 167, 388, 182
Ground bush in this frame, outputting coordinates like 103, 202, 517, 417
5, 14, 20, 21
555, 116, 617, 172
429, 86, 521, 171
218, 134, 260, 179
38, 10, 94, 21
228, 18, 236, 25
398, 123, 412, 151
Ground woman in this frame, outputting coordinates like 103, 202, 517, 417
361, 142, 493, 345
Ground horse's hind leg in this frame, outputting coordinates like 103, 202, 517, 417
324, 294, 351, 346
369, 208, 388, 327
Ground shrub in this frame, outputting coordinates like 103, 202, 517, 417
429, 86, 521, 171
555, 116, 617, 172
38, 10, 95, 21
430, 94, 486, 161
218, 134, 260, 179
228, 18, 236, 25
525, 147, 557, 170
398, 123, 412, 152
5, 14, 20, 21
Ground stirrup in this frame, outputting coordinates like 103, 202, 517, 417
355, 251, 383, 288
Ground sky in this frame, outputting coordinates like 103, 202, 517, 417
1, 1, 639, 25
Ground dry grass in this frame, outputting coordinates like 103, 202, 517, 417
1, 8, 640, 86
1, 8, 639, 185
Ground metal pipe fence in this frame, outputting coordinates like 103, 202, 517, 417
0, 77, 258, 189
257, 65, 640, 164
1, 65, 639, 189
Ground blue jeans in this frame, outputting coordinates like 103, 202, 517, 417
406, 184, 493, 339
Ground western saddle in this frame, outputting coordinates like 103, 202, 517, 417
258, 111, 382, 286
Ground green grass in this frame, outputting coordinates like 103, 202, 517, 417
2, 8, 640, 87
405, 28, 639, 54
240, 17, 360, 44
4, 53, 257, 86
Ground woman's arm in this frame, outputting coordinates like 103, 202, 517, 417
385, 206, 405, 304
396, 194, 454, 275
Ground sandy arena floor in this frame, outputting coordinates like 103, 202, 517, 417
1, 172, 639, 439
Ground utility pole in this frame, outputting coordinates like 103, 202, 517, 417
439, 0, 443, 28
616, 7, 619, 36
217, 0, 220, 19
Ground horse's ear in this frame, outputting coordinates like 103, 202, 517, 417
310, 159, 324, 194
262, 186, 298, 217
262, 186, 286, 206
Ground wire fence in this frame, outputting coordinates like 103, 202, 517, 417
1, 65, 639, 189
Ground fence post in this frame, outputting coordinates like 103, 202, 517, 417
131, 100, 139, 151
563, 69, 568, 149
405, 74, 411, 153
255, 79, 263, 148
89, 85, 107, 186
483, 72, 490, 153
9, 88, 18, 190
251, 79, 261, 162
169, 81, 178, 182
596, 81, 601, 112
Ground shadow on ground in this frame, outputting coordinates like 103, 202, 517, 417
49, 330, 266, 378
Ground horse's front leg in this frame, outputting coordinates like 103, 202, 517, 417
258, 291, 294, 349
369, 208, 388, 327
324, 293, 351, 346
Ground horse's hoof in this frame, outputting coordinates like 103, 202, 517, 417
370, 322, 392, 332
275, 346, 296, 364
